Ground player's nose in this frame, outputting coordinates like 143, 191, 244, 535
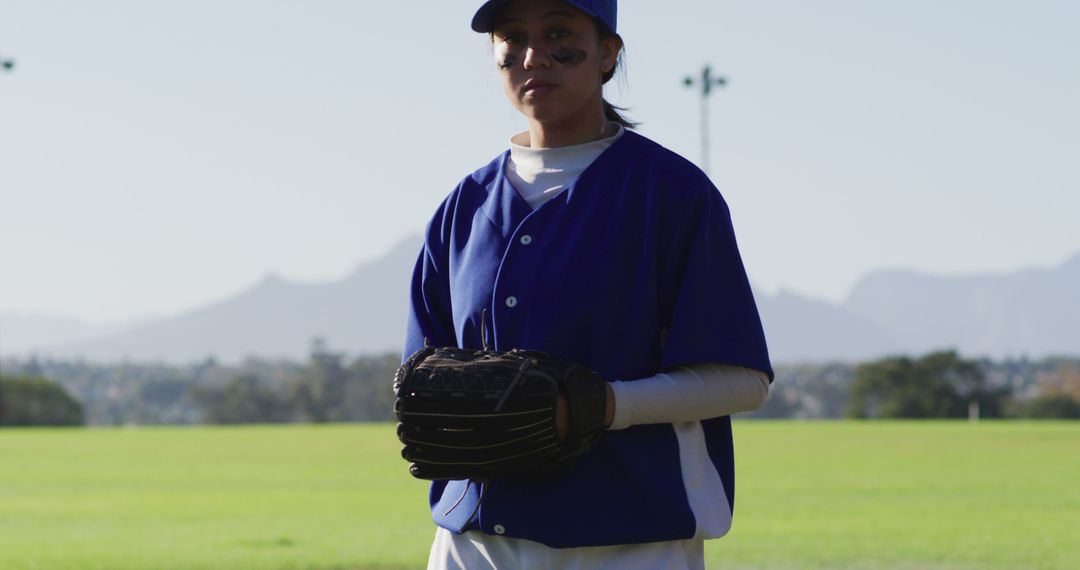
522, 44, 553, 70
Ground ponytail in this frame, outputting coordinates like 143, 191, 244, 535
603, 98, 638, 129
597, 23, 638, 129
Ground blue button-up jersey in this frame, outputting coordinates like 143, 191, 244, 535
402, 129, 772, 548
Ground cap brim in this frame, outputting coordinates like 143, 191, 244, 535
471, 0, 515, 33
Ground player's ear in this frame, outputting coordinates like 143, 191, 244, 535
597, 33, 622, 76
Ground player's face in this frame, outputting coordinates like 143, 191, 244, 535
491, 0, 620, 130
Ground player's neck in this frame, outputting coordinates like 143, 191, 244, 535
524, 109, 613, 149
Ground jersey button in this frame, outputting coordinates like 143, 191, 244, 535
519, 234, 533, 245
505, 296, 518, 308
494, 524, 506, 535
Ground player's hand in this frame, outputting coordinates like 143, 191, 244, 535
556, 382, 614, 441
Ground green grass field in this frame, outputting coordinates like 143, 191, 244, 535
2, 422, 1077, 569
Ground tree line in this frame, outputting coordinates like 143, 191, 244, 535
749, 350, 1080, 420
187, 340, 399, 424
0, 374, 84, 426
2, 345, 1078, 427
1, 339, 399, 426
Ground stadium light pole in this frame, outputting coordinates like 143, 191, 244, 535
683, 65, 727, 176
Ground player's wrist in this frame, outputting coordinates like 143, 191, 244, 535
603, 382, 615, 428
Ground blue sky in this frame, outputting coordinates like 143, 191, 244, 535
1, 0, 1077, 323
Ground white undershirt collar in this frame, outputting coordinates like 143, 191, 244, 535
506, 124, 625, 210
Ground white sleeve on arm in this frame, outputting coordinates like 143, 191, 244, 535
607, 364, 771, 431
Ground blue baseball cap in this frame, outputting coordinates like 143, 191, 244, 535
471, 0, 617, 34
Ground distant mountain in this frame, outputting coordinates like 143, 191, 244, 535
25, 236, 423, 363
843, 253, 1080, 358
755, 289, 900, 363
0, 313, 133, 355
5, 238, 1078, 364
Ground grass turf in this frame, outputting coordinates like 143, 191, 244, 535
1, 422, 1077, 569
713, 421, 1079, 569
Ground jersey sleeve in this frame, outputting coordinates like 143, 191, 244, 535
657, 181, 774, 380
402, 202, 458, 362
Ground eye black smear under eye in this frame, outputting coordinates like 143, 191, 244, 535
498, 54, 519, 69
552, 48, 587, 67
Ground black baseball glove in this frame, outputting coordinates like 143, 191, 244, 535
393, 346, 608, 481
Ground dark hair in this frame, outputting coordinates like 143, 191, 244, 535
596, 20, 638, 129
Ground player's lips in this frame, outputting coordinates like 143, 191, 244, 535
521, 78, 558, 96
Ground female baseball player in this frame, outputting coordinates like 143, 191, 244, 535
402, 0, 773, 568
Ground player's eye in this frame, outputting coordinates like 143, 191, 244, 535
547, 29, 571, 40
495, 32, 524, 46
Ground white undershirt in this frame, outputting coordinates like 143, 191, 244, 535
506, 125, 626, 209
505, 126, 771, 429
